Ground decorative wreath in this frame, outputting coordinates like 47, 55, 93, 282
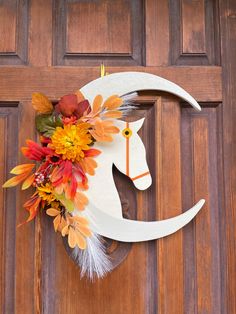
3, 71, 205, 280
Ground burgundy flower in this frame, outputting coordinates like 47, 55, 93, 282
55, 94, 91, 118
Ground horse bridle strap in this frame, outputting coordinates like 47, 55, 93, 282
131, 172, 150, 181
125, 122, 150, 181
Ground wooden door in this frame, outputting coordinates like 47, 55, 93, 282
0, 0, 235, 313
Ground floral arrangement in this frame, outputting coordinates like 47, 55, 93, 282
3, 91, 125, 250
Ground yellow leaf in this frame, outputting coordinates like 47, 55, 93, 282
2, 173, 28, 188
92, 95, 103, 114
22, 174, 35, 190
10, 163, 35, 175
32, 92, 53, 114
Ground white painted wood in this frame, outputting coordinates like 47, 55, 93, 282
86, 199, 205, 242
80, 71, 201, 111
77, 72, 205, 242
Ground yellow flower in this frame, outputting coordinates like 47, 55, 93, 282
50, 123, 92, 162
37, 183, 56, 203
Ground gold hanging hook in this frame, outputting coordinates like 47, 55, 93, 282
100, 63, 109, 77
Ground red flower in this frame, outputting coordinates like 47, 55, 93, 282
55, 94, 91, 118
46, 154, 62, 165
51, 160, 88, 200
21, 139, 54, 161
62, 115, 78, 125
39, 136, 52, 145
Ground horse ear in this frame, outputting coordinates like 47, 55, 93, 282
130, 118, 145, 132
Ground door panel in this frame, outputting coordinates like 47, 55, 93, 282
0, 0, 235, 313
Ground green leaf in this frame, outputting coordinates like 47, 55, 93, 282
35, 114, 63, 135
55, 193, 75, 213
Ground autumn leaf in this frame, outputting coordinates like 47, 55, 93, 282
32, 93, 53, 114
3, 173, 29, 188
102, 95, 119, 109
10, 163, 35, 175
92, 95, 103, 114
106, 97, 123, 110
22, 174, 35, 190
102, 110, 122, 119
68, 228, 77, 248
74, 230, 87, 249
35, 114, 63, 136
46, 207, 61, 217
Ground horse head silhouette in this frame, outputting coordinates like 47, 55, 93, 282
63, 72, 206, 279
83, 118, 152, 220
112, 118, 152, 190
78, 72, 205, 242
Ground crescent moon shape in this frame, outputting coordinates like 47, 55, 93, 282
79, 72, 204, 241
87, 199, 205, 242
80, 71, 201, 111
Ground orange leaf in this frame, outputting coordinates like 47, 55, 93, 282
46, 208, 60, 217
74, 192, 88, 210
61, 224, 69, 237
102, 95, 119, 109
3, 173, 28, 188
92, 95, 103, 114
102, 110, 122, 119
107, 97, 123, 110
10, 163, 35, 175
73, 216, 89, 226
80, 158, 97, 176
85, 148, 101, 157
32, 93, 53, 114
90, 131, 113, 142
18, 195, 41, 226
22, 174, 35, 190
104, 126, 120, 134
53, 215, 61, 231
58, 216, 67, 232
68, 228, 77, 248
78, 225, 92, 237
75, 230, 87, 249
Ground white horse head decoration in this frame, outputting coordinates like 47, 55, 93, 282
62, 72, 205, 278
81, 118, 152, 220
113, 118, 152, 191
68, 72, 205, 279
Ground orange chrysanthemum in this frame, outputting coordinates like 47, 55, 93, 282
49, 123, 92, 162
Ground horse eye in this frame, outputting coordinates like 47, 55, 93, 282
122, 127, 132, 138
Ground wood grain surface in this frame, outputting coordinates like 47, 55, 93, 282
0, 0, 235, 313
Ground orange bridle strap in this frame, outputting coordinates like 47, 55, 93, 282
131, 171, 150, 181
125, 122, 150, 181
125, 122, 130, 176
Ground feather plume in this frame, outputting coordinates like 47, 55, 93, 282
63, 232, 113, 281
120, 92, 138, 115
